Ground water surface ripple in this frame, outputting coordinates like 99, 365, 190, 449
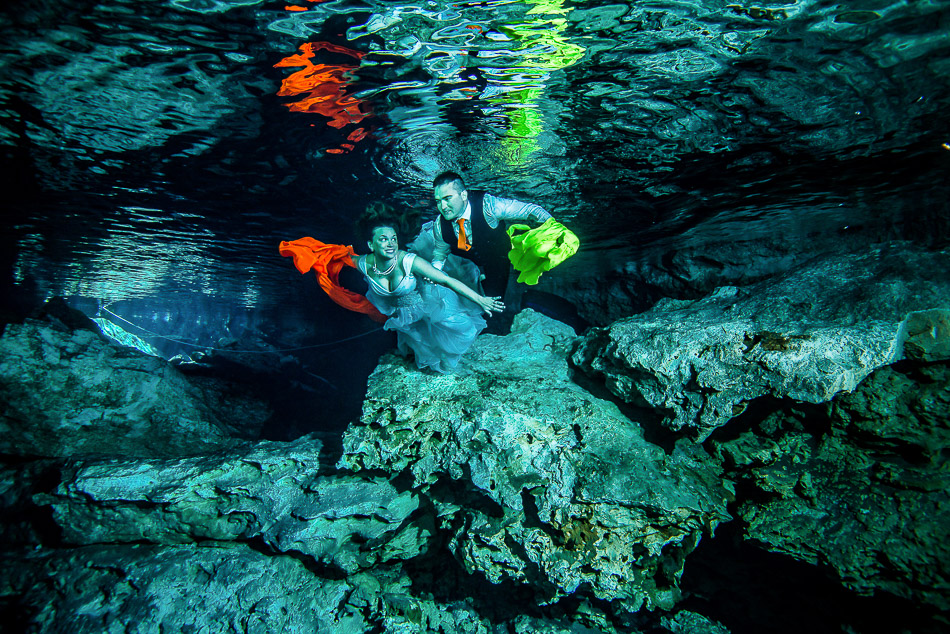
1, 0, 947, 327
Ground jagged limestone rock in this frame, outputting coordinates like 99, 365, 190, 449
38, 435, 429, 574
339, 310, 732, 610
832, 362, 950, 457
0, 318, 268, 458
0, 544, 498, 633
7, 433, 605, 633
660, 610, 731, 634
899, 309, 950, 363
573, 287, 903, 439
573, 248, 950, 438
709, 362, 950, 611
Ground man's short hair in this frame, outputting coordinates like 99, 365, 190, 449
433, 171, 465, 191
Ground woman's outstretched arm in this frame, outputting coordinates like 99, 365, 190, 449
410, 255, 504, 317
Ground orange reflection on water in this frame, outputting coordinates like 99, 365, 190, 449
274, 42, 370, 142
284, 0, 329, 11
346, 128, 368, 143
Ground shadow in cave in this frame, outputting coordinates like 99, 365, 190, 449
701, 394, 832, 447
398, 475, 563, 625
679, 518, 947, 634
173, 326, 397, 442
567, 357, 679, 454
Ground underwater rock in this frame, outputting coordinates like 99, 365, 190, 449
709, 361, 950, 611
832, 362, 950, 457
572, 246, 950, 439
547, 241, 950, 327
661, 609, 731, 633
572, 289, 901, 440
899, 309, 950, 363
0, 314, 269, 458
6, 431, 596, 633
339, 310, 732, 611
37, 435, 429, 575
0, 544, 498, 633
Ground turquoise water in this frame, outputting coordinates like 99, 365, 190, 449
3, 0, 947, 438
2, 2, 949, 631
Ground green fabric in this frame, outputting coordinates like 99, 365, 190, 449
507, 218, 579, 285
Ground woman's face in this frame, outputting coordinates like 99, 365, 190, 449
368, 226, 398, 259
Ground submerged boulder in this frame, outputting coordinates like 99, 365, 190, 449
0, 310, 269, 458
8, 435, 467, 633
2, 544, 498, 633
709, 360, 950, 611
573, 245, 950, 439
38, 435, 428, 574
340, 310, 732, 611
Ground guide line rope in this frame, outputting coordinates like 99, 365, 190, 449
98, 304, 385, 353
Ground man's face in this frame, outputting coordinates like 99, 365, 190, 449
434, 182, 468, 221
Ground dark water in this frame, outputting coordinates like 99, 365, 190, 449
2, 0, 949, 406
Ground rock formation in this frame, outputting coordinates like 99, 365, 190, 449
0, 305, 732, 631
572, 244, 950, 439
709, 360, 950, 612
0, 307, 266, 458
2, 271, 948, 632
341, 312, 732, 611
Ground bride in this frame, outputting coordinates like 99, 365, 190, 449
355, 210, 503, 373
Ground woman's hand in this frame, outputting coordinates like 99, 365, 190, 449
409, 256, 504, 317
477, 295, 505, 317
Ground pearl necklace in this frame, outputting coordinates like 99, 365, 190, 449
372, 255, 397, 276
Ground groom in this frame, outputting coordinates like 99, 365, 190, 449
415, 171, 553, 300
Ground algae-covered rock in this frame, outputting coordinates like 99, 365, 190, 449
899, 309, 950, 363
340, 310, 731, 610
660, 610, 731, 633
39, 435, 429, 574
0, 544, 496, 634
0, 317, 267, 458
573, 247, 950, 439
573, 286, 903, 440
709, 362, 950, 611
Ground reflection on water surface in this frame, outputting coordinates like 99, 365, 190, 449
1, 0, 948, 335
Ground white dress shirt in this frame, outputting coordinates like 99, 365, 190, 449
423, 193, 552, 269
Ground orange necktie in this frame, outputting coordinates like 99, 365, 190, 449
457, 218, 472, 251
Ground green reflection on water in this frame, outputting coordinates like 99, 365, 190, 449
491, 0, 585, 164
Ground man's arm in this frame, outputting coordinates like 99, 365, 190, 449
483, 193, 552, 228
431, 220, 451, 265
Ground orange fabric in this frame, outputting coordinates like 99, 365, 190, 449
457, 218, 472, 251
273, 42, 369, 130
279, 237, 387, 323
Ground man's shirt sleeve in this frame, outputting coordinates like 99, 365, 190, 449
408, 219, 449, 269
483, 193, 552, 228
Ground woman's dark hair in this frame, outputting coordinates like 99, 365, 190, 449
355, 201, 420, 244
